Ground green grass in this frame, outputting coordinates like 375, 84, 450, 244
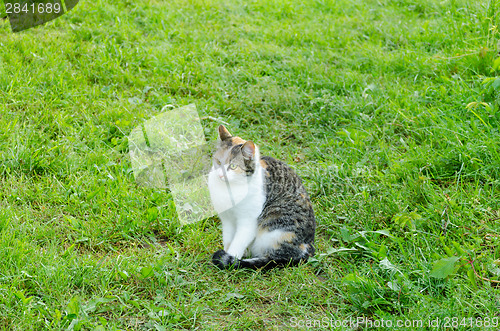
1, 0, 500, 329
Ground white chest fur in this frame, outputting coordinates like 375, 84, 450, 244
208, 165, 265, 215
208, 164, 266, 259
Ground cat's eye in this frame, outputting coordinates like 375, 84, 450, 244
228, 163, 237, 170
214, 159, 221, 166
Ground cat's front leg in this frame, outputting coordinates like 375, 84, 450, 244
221, 220, 236, 251
226, 220, 257, 259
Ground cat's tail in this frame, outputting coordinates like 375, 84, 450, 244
212, 250, 308, 270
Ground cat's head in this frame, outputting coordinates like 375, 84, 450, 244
212, 125, 258, 182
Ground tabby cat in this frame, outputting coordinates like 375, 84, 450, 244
208, 125, 315, 269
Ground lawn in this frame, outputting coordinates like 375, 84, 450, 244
1, 0, 500, 329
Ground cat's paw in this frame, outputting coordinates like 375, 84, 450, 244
212, 249, 236, 269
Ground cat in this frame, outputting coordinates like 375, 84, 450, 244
208, 125, 316, 269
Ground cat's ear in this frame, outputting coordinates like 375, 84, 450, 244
218, 125, 232, 141
241, 141, 255, 160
